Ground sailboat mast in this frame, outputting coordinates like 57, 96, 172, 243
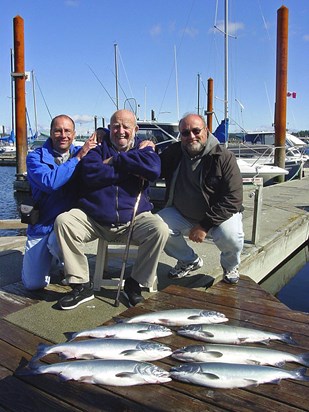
174, 45, 180, 120
31, 70, 38, 137
10, 48, 15, 133
114, 43, 119, 110
224, 0, 229, 143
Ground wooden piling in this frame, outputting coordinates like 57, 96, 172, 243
274, 6, 289, 182
13, 15, 28, 192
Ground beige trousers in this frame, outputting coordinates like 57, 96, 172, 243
54, 208, 169, 288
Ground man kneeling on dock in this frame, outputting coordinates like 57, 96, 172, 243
22, 115, 96, 291
157, 113, 244, 284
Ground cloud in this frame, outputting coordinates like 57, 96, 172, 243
71, 114, 94, 124
303, 34, 309, 42
211, 20, 245, 37
183, 27, 198, 38
150, 24, 162, 37
65, 0, 79, 7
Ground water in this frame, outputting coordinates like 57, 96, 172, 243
0, 166, 27, 236
277, 261, 309, 314
261, 242, 309, 314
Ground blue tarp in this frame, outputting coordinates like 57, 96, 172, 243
213, 118, 229, 144
0, 131, 15, 143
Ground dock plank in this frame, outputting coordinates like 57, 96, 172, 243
1, 279, 309, 411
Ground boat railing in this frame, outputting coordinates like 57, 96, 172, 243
230, 141, 306, 166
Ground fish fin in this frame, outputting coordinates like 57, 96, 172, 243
187, 315, 200, 320
64, 332, 77, 342
74, 375, 93, 383
105, 333, 116, 338
203, 332, 215, 338
121, 350, 138, 357
259, 340, 270, 345
299, 353, 309, 367
204, 373, 220, 380
116, 372, 135, 378
207, 351, 224, 359
158, 318, 170, 325
59, 354, 69, 361
113, 317, 126, 323
244, 379, 260, 387
273, 361, 285, 367
246, 359, 262, 366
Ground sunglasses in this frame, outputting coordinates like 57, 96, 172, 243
180, 127, 204, 137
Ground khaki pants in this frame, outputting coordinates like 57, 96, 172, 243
54, 208, 169, 288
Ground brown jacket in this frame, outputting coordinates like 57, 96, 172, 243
160, 137, 243, 231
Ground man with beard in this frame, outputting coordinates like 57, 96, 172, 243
157, 113, 244, 284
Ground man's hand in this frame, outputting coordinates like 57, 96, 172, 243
138, 140, 155, 150
189, 224, 207, 243
76, 133, 97, 160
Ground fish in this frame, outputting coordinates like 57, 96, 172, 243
17, 359, 171, 386
122, 309, 228, 326
169, 362, 309, 389
65, 322, 173, 341
172, 344, 309, 367
30, 338, 172, 363
177, 324, 297, 345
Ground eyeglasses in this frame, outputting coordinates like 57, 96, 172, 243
52, 128, 74, 137
180, 127, 204, 137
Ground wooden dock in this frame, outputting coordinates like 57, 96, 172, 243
1, 277, 308, 411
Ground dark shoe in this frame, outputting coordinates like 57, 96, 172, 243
58, 282, 94, 310
123, 277, 144, 307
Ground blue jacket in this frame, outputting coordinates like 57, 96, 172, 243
77, 136, 160, 225
26, 138, 81, 236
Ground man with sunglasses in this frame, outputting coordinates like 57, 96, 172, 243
157, 113, 244, 284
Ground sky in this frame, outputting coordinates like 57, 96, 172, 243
1, 0, 309, 136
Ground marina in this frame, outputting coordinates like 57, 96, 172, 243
0, 3, 309, 410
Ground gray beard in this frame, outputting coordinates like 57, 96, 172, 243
183, 141, 205, 157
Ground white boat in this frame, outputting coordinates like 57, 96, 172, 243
236, 158, 288, 185
229, 131, 307, 182
0, 144, 16, 154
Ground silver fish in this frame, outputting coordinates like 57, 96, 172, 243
177, 324, 297, 345
31, 338, 172, 362
172, 344, 309, 367
17, 359, 171, 386
66, 323, 172, 341
169, 362, 309, 389
123, 309, 228, 326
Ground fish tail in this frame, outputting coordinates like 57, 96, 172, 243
282, 333, 297, 345
15, 360, 42, 376
293, 367, 309, 382
30, 343, 49, 363
298, 353, 309, 367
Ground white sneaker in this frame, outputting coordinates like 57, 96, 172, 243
223, 267, 240, 284
169, 257, 204, 279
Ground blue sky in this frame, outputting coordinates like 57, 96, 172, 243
1, 0, 309, 136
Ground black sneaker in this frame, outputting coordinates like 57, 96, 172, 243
123, 277, 145, 307
58, 282, 94, 310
